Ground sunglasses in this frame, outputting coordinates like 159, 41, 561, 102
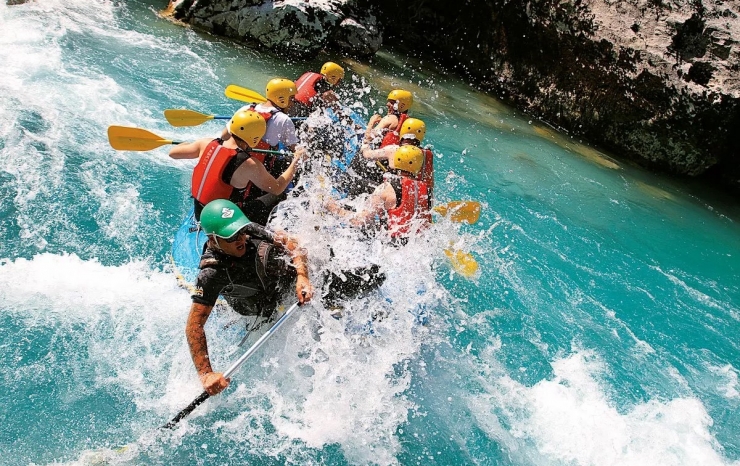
220, 229, 248, 243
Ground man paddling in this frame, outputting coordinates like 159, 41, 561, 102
187, 199, 386, 395
187, 199, 314, 395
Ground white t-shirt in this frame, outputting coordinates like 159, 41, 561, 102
235, 104, 299, 148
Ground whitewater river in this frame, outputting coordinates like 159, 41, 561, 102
1, 1, 739, 465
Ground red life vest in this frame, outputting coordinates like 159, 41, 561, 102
385, 174, 431, 238
294, 72, 322, 106
191, 139, 239, 205
380, 112, 409, 148
416, 148, 434, 197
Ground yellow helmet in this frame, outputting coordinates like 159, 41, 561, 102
399, 118, 426, 142
265, 78, 297, 108
393, 145, 424, 175
229, 110, 266, 148
320, 62, 345, 86
387, 89, 413, 112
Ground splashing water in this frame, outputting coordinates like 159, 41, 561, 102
2, 1, 740, 465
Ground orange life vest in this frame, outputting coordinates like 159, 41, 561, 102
191, 139, 239, 205
191, 139, 267, 207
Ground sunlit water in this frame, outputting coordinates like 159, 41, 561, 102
1, 1, 739, 465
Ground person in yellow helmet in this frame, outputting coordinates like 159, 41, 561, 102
346, 118, 434, 200
363, 89, 414, 149
226, 78, 300, 152
290, 61, 346, 117
170, 109, 305, 224
222, 78, 303, 214
326, 145, 432, 243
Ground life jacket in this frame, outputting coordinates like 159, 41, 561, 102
191, 139, 239, 205
191, 139, 264, 208
294, 72, 322, 106
385, 174, 431, 238
380, 112, 409, 148
417, 148, 434, 198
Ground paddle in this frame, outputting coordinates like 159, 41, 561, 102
444, 248, 478, 277
433, 201, 481, 277
432, 201, 481, 225
164, 109, 305, 127
107, 126, 291, 156
163, 302, 302, 429
224, 84, 267, 104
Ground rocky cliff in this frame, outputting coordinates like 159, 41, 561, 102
372, 0, 740, 191
168, 0, 740, 192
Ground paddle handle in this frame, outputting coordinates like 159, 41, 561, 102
222, 302, 300, 379
162, 391, 210, 429
161, 302, 301, 429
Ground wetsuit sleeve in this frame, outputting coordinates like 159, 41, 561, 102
192, 267, 228, 306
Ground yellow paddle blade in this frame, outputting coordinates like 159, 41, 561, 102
107, 126, 174, 151
433, 201, 481, 224
444, 248, 479, 277
164, 109, 214, 127
224, 84, 267, 104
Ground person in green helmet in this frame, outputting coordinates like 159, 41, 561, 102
186, 199, 385, 396
187, 199, 313, 396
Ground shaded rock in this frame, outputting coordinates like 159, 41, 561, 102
169, 0, 381, 57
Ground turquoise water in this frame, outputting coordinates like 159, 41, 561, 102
2, 1, 740, 465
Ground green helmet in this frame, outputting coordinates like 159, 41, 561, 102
200, 199, 251, 239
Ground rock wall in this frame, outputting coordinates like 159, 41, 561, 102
169, 0, 740, 191
371, 0, 740, 191
169, 0, 381, 58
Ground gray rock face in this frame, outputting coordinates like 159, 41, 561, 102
169, 0, 381, 58
373, 0, 740, 191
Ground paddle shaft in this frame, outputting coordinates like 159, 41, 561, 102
162, 302, 301, 429
165, 140, 291, 157
208, 115, 306, 122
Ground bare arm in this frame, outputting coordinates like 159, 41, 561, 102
230, 149, 304, 194
169, 138, 210, 160
361, 144, 395, 161
186, 302, 229, 395
363, 114, 398, 143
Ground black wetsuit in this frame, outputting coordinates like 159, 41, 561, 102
191, 223, 292, 317
191, 224, 387, 315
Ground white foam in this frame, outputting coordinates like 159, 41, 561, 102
467, 350, 736, 465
